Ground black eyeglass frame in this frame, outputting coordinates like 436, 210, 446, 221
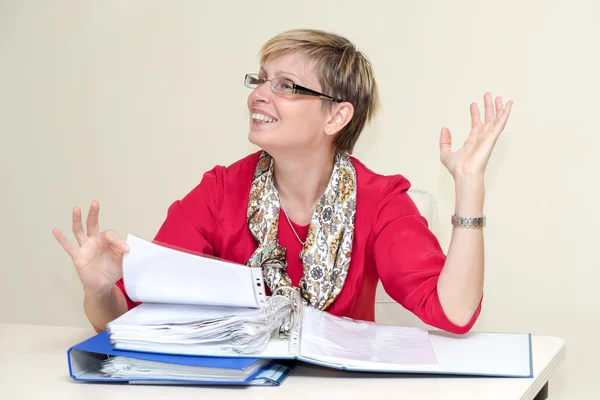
244, 73, 344, 103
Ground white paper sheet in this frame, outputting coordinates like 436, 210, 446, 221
101, 357, 270, 382
108, 302, 260, 325
122, 234, 266, 308
298, 307, 439, 370
107, 301, 295, 357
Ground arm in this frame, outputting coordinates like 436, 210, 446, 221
437, 175, 485, 326
53, 205, 135, 334
84, 286, 129, 333
373, 180, 481, 335
437, 92, 513, 326
54, 166, 227, 332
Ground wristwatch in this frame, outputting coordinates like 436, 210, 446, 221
451, 214, 486, 228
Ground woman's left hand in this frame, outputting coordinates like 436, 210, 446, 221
439, 92, 513, 180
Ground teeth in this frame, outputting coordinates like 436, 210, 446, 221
251, 113, 277, 123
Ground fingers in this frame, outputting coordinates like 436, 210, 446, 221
53, 228, 78, 259
110, 243, 126, 255
495, 96, 504, 120
103, 230, 130, 253
72, 207, 87, 245
470, 102, 482, 131
495, 100, 514, 133
483, 92, 494, 125
86, 201, 100, 236
439, 127, 452, 159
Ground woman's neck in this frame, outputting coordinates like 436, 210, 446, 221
272, 149, 336, 225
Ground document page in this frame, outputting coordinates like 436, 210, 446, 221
298, 307, 439, 371
100, 356, 270, 382
107, 301, 294, 358
122, 234, 266, 308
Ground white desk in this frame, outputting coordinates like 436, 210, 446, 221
0, 323, 565, 400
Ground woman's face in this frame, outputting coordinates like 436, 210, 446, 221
247, 52, 332, 155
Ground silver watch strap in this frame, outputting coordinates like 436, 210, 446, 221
451, 214, 486, 228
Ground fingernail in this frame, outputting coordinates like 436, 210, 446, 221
122, 243, 130, 251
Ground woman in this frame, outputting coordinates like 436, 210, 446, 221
53, 29, 513, 335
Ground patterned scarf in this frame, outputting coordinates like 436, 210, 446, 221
246, 151, 357, 310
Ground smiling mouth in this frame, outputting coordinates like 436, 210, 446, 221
251, 113, 278, 124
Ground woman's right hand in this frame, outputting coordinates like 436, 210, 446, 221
53, 201, 129, 296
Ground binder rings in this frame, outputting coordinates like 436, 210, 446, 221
101, 234, 534, 379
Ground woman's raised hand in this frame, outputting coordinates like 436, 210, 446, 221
439, 92, 513, 181
53, 201, 129, 296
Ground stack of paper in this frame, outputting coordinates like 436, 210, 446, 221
105, 234, 296, 356
100, 355, 271, 382
107, 298, 293, 356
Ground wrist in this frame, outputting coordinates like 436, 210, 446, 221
454, 173, 485, 216
83, 283, 116, 299
454, 171, 485, 190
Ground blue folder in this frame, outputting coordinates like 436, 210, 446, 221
67, 331, 295, 386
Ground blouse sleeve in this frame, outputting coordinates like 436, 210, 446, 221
116, 166, 226, 310
371, 176, 482, 334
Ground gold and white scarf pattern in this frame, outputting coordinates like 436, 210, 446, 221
246, 151, 357, 310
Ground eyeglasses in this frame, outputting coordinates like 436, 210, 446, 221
244, 74, 344, 103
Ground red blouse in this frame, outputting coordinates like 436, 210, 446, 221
116, 151, 481, 334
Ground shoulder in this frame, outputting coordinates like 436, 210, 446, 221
219, 150, 262, 181
349, 156, 421, 228
178, 151, 260, 212
350, 155, 412, 201
194, 151, 261, 194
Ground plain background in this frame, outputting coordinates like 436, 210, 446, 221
1, 0, 598, 398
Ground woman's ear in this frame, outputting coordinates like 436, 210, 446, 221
325, 102, 354, 136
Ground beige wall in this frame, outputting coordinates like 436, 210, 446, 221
1, 0, 598, 398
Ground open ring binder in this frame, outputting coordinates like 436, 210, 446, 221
67, 234, 534, 386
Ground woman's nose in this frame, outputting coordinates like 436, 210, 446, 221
251, 81, 273, 102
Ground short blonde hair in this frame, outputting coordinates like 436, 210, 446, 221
259, 29, 380, 154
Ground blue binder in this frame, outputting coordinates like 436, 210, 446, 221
67, 331, 295, 386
